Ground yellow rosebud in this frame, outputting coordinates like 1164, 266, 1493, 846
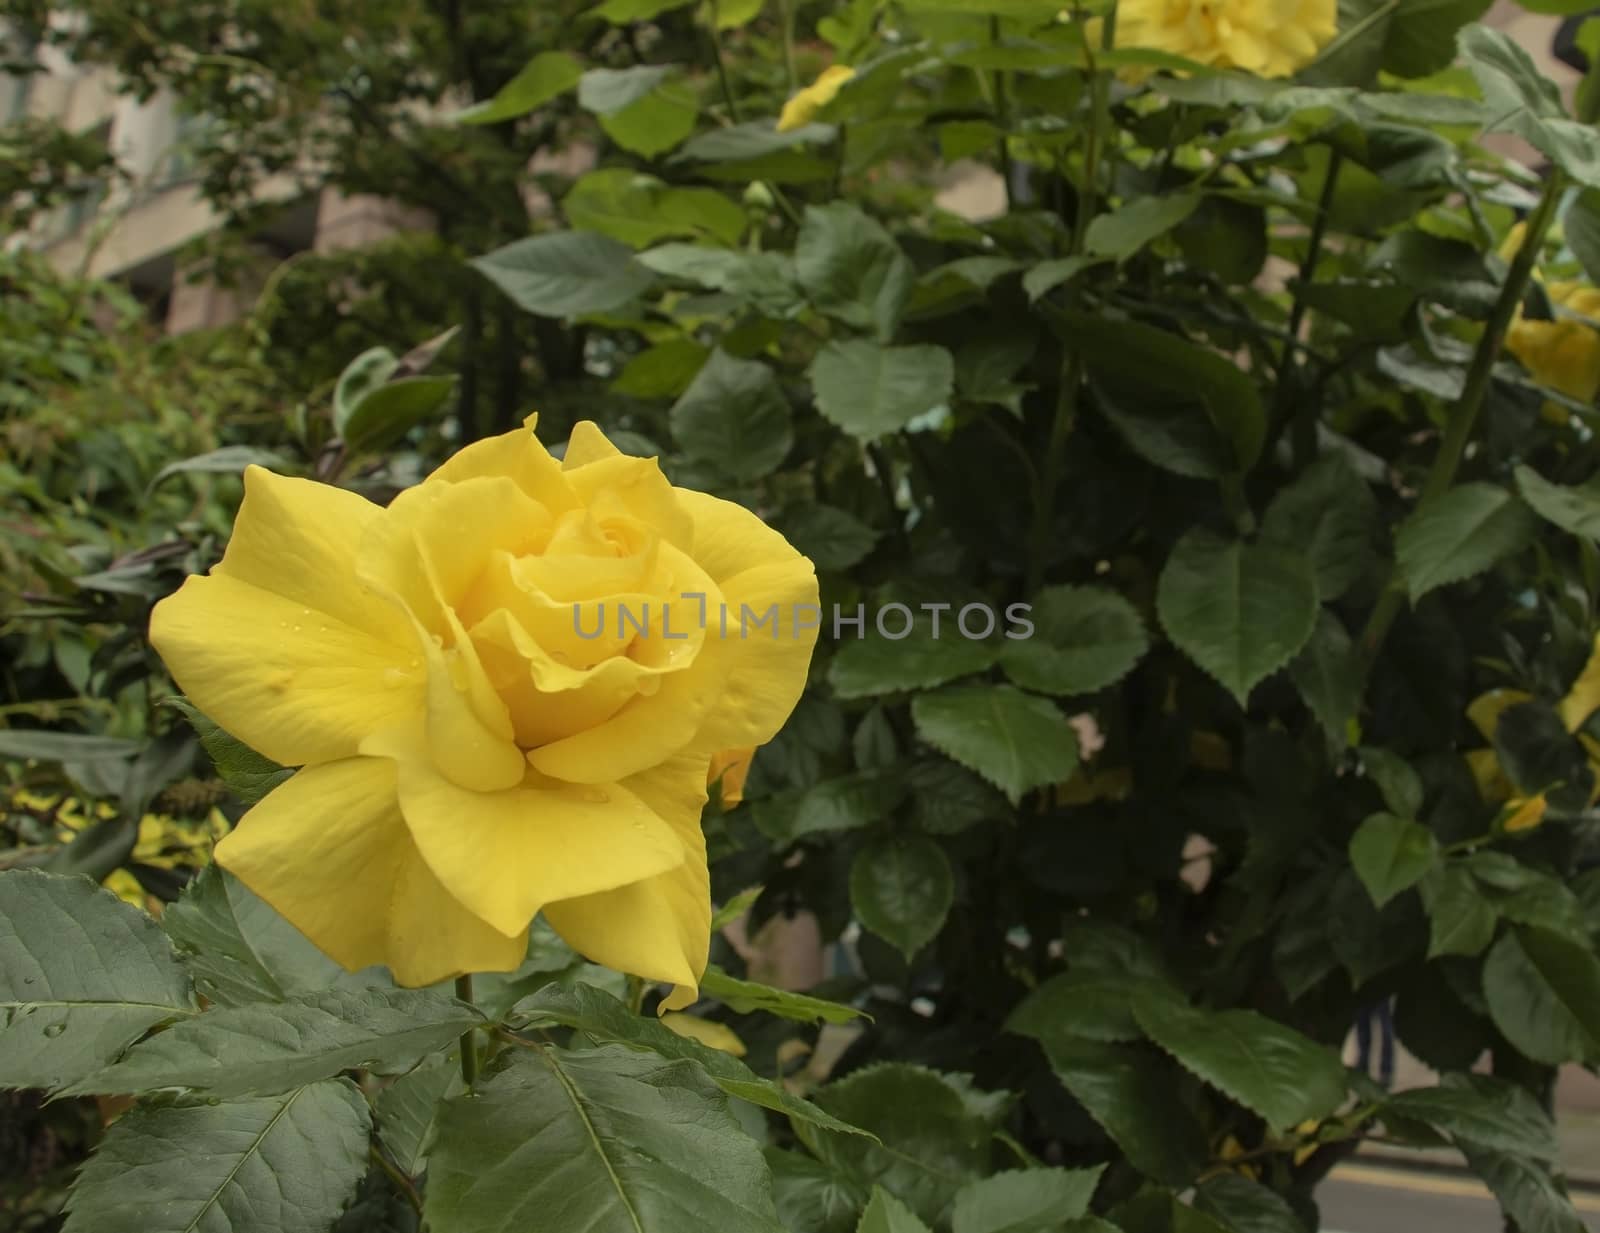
1114, 0, 1337, 78
1560, 634, 1600, 734
148, 415, 821, 1007
1506, 281, 1600, 404
660, 1012, 747, 1056
707, 747, 755, 808
1503, 793, 1549, 834
776, 64, 855, 133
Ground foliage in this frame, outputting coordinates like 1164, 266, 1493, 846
6, 1, 1600, 1232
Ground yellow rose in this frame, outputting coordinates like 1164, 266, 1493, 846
777, 64, 855, 133
1115, 0, 1337, 78
150, 417, 820, 1007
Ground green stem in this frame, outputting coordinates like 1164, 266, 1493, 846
1026, 8, 1113, 595
990, 15, 1014, 207
707, 3, 741, 124
1279, 149, 1343, 470
1359, 169, 1566, 669
778, 0, 798, 92
624, 975, 646, 1015
455, 974, 479, 1089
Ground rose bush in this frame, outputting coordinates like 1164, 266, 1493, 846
149, 417, 819, 1000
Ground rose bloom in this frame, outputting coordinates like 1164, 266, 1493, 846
151, 417, 818, 1007
1114, 0, 1337, 78
1507, 281, 1600, 404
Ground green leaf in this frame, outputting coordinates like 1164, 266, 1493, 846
1022, 255, 1100, 302
426, 1044, 786, 1233
999, 585, 1148, 697
699, 965, 866, 1025
70, 987, 483, 1097
165, 698, 290, 805
859, 1188, 933, 1233
796, 202, 915, 339
780, 504, 880, 571
457, 50, 583, 124
0, 730, 140, 762
670, 348, 793, 480
1035, 1037, 1210, 1187
515, 983, 869, 1136
61, 1080, 370, 1233
1156, 529, 1319, 707
1395, 483, 1537, 601
809, 1064, 1010, 1224
829, 623, 998, 699
640, 244, 803, 316
1360, 747, 1425, 818
1085, 193, 1201, 260
612, 338, 710, 399
1383, 1074, 1560, 1161
1093, 381, 1231, 480
770, 1148, 872, 1233
1460, 1146, 1588, 1233
592, 0, 695, 19
1349, 813, 1438, 909
1261, 455, 1377, 600
342, 375, 456, 453
375, 1051, 464, 1177
333, 345, 398, 433
1007, 967, 1176, 1045
791, 771, 906, 840
162, 865, 383, 1006
678, 120, 836, 163
578, 64, 674, 114
1565, 188, 1600, 286
1420, 866, 1499, 959
1514, 465, 1600, 541
1289, 609, 1361, 747
908, 759, 1007, 835
0, 870, 196, 1092
1050, 308, 1266, 470
1462, 26, 1600, 188
1482, 928, 1600, 1066
600, 75, 698, 157
1132, 999, 1347, 1133
850, 835, 954, 960
1193, 1173, 1307, 1233
810, 340, 955, 442
911, 685, 1080, 804
1175, 195, 1268, 285
148, 445, 288, 493
951, 1167, 1104, 1233
565, 170, 744, 249
473, 231, 655, 318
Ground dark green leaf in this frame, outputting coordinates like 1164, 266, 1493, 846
1482, 928, 1600, 1066
61, 1080, 370, 1233
1289, 610, 1361, 746
458, 51, 582, 124
780, 504, 881, 571
859, 1187, 932, 1233
1000, 584, 1149, 697
1395, 483, 1537, 601
1460, 1146, 1588, 1233
1156, 529, 1319, 707
1419, 866, 1499, 959
699, 965, 866, 1025
670, 348, 793, 481
1349, 813, 1438, 909
165, 698, 290, 805
473, 232, 655, 318
1261, 455, 1377, 600
426, 1044, 786, 1233
1193, 1173, 1307, 1233
810, 340, 955, 442
829, 623, 998, 699
911, 685, 1080, 804
1384, 1074, 1560, 1161
850, 835, 954, 960
950, 1167, 1105, 1233
0, 870, 196, 1091
375, 1051, 463, 1177
1514, 465, 1600, 541
70, 987, 482, 1097
796, 202, 915, 339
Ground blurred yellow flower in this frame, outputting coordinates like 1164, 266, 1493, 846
1500, 220, 1600, 406
661, 1012, 747, 1056
150, 416, 819, 1004
777, 64, 855, 132
1115, 0, 1337, 78
708, 747, 755, 808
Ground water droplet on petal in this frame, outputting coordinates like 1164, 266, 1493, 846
582, 788, 610, 804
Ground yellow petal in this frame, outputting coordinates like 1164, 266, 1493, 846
776, 64, 854, 133
677, 487, 812, 585
708, 747, 756, 807
542, 752, 712, 1008
1502, 793, 1549, 834
691, 559, 822, 752
563, 419, 624, 468
1561, 636, 1600, 733
151, 573, 425, 767
661, 1013, 747, 1057
150, 468, 424, 767
1466, 748, 1512, 803
1466, 689, 1532, 744
215, 757, 526, 983
426, 417, 583, 516
363, 722, 690, 938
